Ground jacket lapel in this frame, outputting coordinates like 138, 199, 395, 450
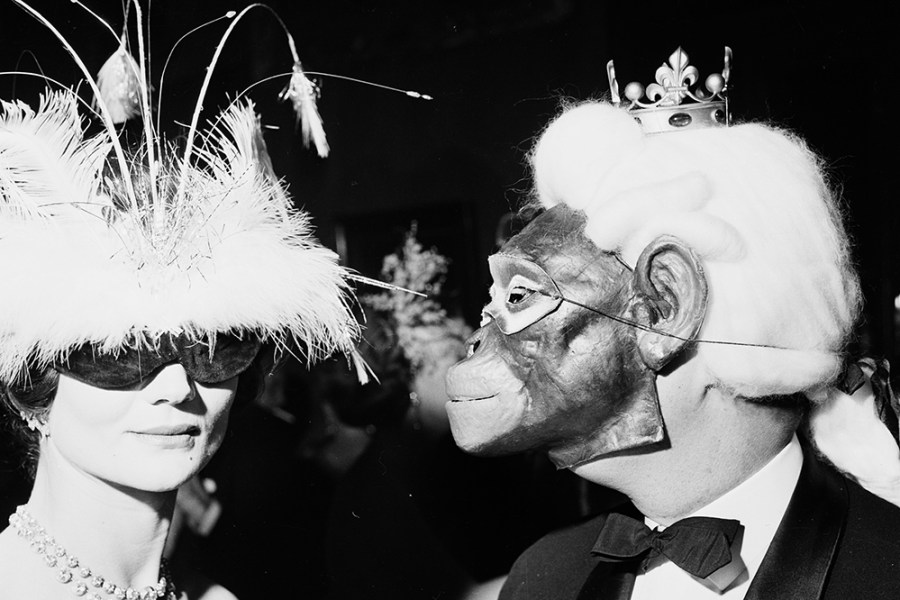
743, 444, 847, 600
576, 552, 638, 600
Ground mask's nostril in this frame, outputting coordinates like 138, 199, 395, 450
467, 339, 481, 357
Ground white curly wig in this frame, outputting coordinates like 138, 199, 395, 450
529, 101, 861, 401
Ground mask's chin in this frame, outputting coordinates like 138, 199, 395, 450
446, 388, 529, 455
446, 379, 666, 464
546, 373, 666, 469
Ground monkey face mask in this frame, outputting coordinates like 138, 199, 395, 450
446, 205, 670, 468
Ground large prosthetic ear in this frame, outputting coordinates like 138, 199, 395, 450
631, 236, 708, 371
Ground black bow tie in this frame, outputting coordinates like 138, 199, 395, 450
591, 512, 743, 579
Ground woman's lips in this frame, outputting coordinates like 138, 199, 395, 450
135, 424, 200, 435
130, 425, 200, 448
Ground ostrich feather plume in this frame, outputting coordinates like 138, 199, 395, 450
0, 89, 360, 385
0, 0, 441, 387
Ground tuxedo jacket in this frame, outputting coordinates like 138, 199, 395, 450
500, 446, 900, 600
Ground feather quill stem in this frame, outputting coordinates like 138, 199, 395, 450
347, 273, 427, 298
176, 3, 328, 200
175, 3, 266, 204
128, 0, 163, 229
155, 11, 237, 138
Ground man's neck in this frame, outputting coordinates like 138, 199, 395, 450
572, 384, 798, 525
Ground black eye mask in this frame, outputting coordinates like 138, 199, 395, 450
55, 332, 264, 389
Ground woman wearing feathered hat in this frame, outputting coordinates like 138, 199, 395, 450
0, 2, 371, 598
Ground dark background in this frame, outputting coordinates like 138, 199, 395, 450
0, 1, 895, 379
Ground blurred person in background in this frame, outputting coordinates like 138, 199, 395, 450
319, 229, 596, 600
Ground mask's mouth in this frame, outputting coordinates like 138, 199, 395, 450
445, 387, 530, 456
448, 394, 497, 403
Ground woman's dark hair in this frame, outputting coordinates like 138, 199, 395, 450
233, 342, 279, 410
1, 366, 58, 479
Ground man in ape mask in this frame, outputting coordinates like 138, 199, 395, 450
446, 49, 900, 599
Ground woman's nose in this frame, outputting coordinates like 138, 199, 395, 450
143, 363, 197, 405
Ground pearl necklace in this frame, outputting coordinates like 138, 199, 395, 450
8, 506, 178, 600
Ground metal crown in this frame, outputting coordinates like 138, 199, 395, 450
607, 47, 732, 134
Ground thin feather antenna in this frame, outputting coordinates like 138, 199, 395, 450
127, 1, 163, 226
303, 72, 434, 100
70, 0, 120, 41
156, 11, 237, 138
230, 72, 434, 118
175, 3, 301, 203
83, 0, 161, 214
11, 0, 139, 213
347, 273, 428, 298
0, 71, 104, 120
205, 71, 434, 152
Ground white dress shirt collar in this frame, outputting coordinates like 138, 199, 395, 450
633, 434, 803, 598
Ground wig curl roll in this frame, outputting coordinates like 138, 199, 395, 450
529, 102, 861, 400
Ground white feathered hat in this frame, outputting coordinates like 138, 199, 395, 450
0, 2, 363, 385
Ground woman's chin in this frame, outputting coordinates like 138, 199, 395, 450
108, 456, 206, 494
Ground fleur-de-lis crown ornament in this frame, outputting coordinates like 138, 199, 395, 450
607, 47, 731, 133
